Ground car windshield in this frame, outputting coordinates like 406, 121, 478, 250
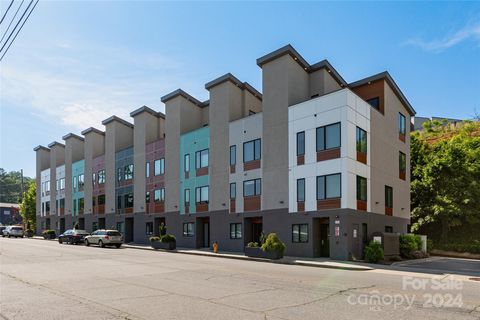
107, 231, 121, 236
74, 230, 89, 235
12, 227, 23, 230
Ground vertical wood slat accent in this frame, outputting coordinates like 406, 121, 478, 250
356, 151, 367, 164
297, 155, 304, 166
317, 148, 340, 162
244, 196, 261, 211
317, 199, 341, 210
357, 200, 367, 211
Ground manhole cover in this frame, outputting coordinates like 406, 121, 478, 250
469, 278, 480, 281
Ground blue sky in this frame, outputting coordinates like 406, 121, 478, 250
1, 1, 479, 177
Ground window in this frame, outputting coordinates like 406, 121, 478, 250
98, 170, 105, 184
60, 178, 65, 190
116, 222, 124, 234
124, 193, 133, 208
92, 173, 96, 186
296, 131, 305, 156
243, 139, 261, 162
292, 224, 308, 243
154, 159, 165, 175
357, 176, 367, 201
195, 186, 209, 203
98, 194, 105, 205
195, 149, 209, 169
59, 198, 65, 209
297, 178, 305, 202
117, 195, 122, 209
184, 189, 190, 205
78, 174, 84, 190
184, 154, 190, 172
145, 191, 150, 204
399, 152, 406, 174
366, 97, 380, 110
230, 183, 236, 200
154, 189, 165, 202
243, 179, 261, 197
45, 201, 50, 213
73, 199, 77, 212
124, 164, 133, 180
45, 181, 50, 193
356, 127, 367, 153
183, 223, 194, 236
73, 176, 77, 190
385, 186, 393, 208
79, 198, 84, 212
230, 223, 242, 239
316, 123, 341, 151
317, 174, 341, 200
145, 162, 150, 178
146, 222, 153, 235
385, 226, 393, 233
399, 113, 406, 135
117, 168, 122, 181
56, 179, 60, 191
92, 222, 98, 232
230, 145, 236, 165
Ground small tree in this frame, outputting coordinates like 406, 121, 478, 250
19, 181, 36, 230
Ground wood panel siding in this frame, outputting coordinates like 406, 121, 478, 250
317, 148, 340, 162
196, 167, 208, 177
399, 171, 406, 180
244, 196, 261, 212
357, 200, 367, 211
356, 151, 367, 164
230, 200, 236, 213
297, 155, 305, 165
399, 133, 406, 142
385, 207, 393, 216
317, 199, 341, 210
244, 159, 261, 171
351, 79, 385, 115
230, 165, 236, 174
297, 202, 305, 212
196, 203, 208, 212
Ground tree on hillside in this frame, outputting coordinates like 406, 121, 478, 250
411, 121, 480, 240
19, 181, 36, 230
0, 169, 33, 203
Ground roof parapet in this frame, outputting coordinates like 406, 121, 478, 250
348, 71, 416, 116
205, 73, 262, 100
160, 89, 207, 108
62, 133, 85, 142
101, 115, 134, 128
130, 105, 164, 118
47, 141, 65, 148
33, 145, 50, 152
81, 127, 105, 136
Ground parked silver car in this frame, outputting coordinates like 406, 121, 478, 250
84, 230, 123, 248
2, 226, 24, 238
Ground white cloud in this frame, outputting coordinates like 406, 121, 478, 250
0, 41, 203, 132
405, 22, 480, 52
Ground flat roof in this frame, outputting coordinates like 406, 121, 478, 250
101, 116, 134, 128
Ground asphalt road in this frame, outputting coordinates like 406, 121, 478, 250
398, 257, 480, 277
1, 238, 479, 320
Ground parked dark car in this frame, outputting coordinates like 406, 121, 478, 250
58, 229, 90, 244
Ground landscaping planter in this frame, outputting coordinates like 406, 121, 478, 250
43, 233, 56, 240
244, 246, 283, 260
25, 230, 34, 238
151, 241, 176, 250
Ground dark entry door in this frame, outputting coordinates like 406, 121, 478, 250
125, 218, 134, 243
98, 217, 106, 229
351, 223, 361, 259
252, 222, 263, 244
154, 217, 166, 236
320, 223, 330, 257
60, 218, 65, 234
203, 222, 210, 248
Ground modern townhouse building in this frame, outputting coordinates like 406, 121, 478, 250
34, 45, 414, 260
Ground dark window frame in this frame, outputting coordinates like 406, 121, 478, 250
230, 223, 242, 239
230, 182, 236, 200
243, 178, 261, 197
230, 145, 236, 165
195, 149, 209, 169
398, 113, 406, 135
385, 185, 393, 208
356, 176, 367, 201
292, 224, 309, 243
366, 97, 380, 110
243, 138, 261, 163
316, 173, 342, 200
356, 127, 367, 153
195, 186, 209, 204
316, 122, 341, 152
184, 154, 190, 172
399, 151, 406, 172
183, 222, 195, 237
297, 178, 305, 202
296, 131, 305, 156
146, 222, 153, 235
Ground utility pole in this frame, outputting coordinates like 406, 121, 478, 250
20, 169, 24, 202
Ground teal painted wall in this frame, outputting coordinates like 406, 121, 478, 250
72, 160, 85, 217
180, 126, 209, 214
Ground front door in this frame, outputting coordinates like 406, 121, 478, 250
351, 223, 361, 260
252, 222, 263, 244
125, 218, 134, 243
60, 218, 65, 234
203, 222, 210, 248
320, 223, 330, 257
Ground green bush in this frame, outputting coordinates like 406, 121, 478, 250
42, 229, 55, 235
247, 242, 259, 248
261, 233, 286, 254
439, 243, 480, 254
400, 234, 422, 258
160, 234, 176, 243
149, 236, 161, 242
427, 239, 434, 253
364, 241, 384, 263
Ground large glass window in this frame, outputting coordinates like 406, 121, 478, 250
243, 179, 261, 197
154, 159, 164, 176
98, 170, 105, 184
230, 145, 236, 165
243, 139, 261, 162
366, 97, 380, 110
230, 223, 242, 239
73, 176, 77, 190
124, 193, 134, 208
356, 127, 367, 153
124, 165, 133, 180
146, 222, 153, 235
78, 198, 84, 212
154, 188, 165, 202
92, 173, 96, 186
78, 174, 84, 190
183, 223, 194, 236
399, 152, 406, 173
195, 186, 209, 203
117, 195, 122, 209
184, 154, 190, 172
230, 183, 236, 200
195, 149, 209, 169
357, 176, 367, 201
316, 123, 340, 151
184, 189, 190, 205
296, 131, 305, 156
317, 174, 341, 200
145, 162, 150, 178
399, 113, 406, 135
297, 178, 305, 202
385, 186, 393, 208
98, 194, 105, 205
145, 191, 150, 204
117, 168, 122, 182
292, 224, 308, 243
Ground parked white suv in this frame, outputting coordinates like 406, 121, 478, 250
84, 230, 123, 248
2, 226, 24, 238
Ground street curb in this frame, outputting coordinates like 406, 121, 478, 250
391, 256, 443, 267
28, 236, 372, 271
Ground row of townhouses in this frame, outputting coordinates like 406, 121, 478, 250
34, 45, 415, 260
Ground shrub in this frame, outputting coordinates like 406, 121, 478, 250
160, 234, 176, 243
427, 239, 434, 253
365, 241, 384, 263
400, 234, 422, 258
42, 229, 55, 235
149, 236, 161, 242
259, 232, 266, 245
411, 250, 428, 259
261, 233, 286, 255
247, 242, 259, 248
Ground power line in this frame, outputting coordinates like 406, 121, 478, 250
0, 0, 14, 25
0, 0, 25, 45
0, 0, 38, 62
0, 0, 33, 55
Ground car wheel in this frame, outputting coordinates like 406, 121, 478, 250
59, 238, 63, 244
85, 239, 90, 246
98, 240, 105, 248
7, 235, 10, 238
115, 244, 121, 248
